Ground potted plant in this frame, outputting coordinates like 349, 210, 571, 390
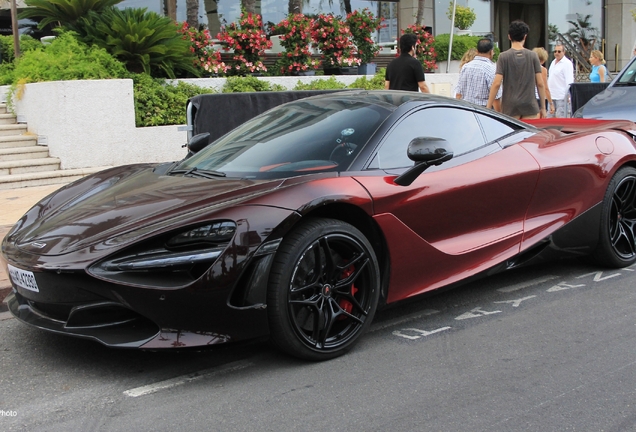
311, 13, 361, 74
446, 2, 476, 35
272, 14, 320, 75
216, 12, 272, 76
346, 8, 383, 75
403, 24, 438, 72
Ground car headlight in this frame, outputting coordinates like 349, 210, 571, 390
166, 221, 237, 249
89, 221, 238, 288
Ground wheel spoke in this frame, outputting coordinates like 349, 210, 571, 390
289, 241, 324, 294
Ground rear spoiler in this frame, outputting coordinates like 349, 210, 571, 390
523, 118, 636, 137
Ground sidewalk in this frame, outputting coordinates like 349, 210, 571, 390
0, 184, 66, 311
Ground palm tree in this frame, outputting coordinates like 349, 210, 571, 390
416, 0, 425, 25
163, 0, 177, 20
288, 0, 302, 14
19, 0, 123, 29
566, 13, 598, 59
186, 0, 198, 28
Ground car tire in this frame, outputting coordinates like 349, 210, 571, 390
591, 166, 636, 268
267, 218, 380, 361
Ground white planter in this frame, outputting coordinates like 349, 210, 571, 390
436, 60, 461, 73
454, 29, 472, 36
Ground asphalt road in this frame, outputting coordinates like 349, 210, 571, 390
1, 258, 635, 431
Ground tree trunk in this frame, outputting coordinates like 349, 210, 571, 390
164, 0, 177, 21
288, 0, 303, 15
242, 0, 257, 14
204, 0, 221, 36
416, 0, 425, 25
343, 0, 352, 15
186, 0, 199, 28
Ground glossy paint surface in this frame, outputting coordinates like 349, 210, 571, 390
3, 92, 636, 348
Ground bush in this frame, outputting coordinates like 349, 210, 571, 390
0, 32, 127, 85
293, 76, 347, 90
78, 7, 197, 78
433, 34, 500, 62
0, 35, 45, 64
133, 73, 214, 127
347, 68, 385, 90
222, 76, 285, 92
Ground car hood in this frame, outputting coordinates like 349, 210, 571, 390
577, 86, 636, 121
10, 166, 288, 256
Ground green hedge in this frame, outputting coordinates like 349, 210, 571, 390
434, 34, 500, 62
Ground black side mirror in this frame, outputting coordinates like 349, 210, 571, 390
186, 132, 211, 157
394, 137, 453, 186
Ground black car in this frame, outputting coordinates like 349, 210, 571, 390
574, 55, 636, 121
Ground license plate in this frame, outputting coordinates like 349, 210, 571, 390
7, 264, 39, 293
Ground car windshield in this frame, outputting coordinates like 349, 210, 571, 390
174, 97, 392, 179
615, 58, 636, 85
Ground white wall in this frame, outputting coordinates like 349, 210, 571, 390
2, 74, 459, 170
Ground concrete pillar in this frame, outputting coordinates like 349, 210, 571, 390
605, 0, 636, 72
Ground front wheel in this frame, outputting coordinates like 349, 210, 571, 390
267, 218, 380, 361
591, 167, 636, 268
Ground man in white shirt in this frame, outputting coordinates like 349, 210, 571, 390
548, 44, 574, 118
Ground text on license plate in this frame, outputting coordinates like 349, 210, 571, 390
7, 264, 39, 292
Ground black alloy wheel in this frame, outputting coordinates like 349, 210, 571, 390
592, 167, 636, 268
267, 218, 380, 361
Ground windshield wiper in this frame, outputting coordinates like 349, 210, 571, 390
169, 167, 226, 178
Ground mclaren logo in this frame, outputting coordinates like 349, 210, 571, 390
31, 242, 47, 249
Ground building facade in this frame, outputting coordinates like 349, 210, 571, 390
2, 0, 635, 69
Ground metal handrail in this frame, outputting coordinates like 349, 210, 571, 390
556, 32, 591, 76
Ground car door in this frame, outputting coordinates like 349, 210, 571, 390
354, 107, 542, 302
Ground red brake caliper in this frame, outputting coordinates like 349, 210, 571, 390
338, 265, 358, 318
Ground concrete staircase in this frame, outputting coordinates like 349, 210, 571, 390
0, 104, 107, 190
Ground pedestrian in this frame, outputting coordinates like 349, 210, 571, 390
632, 40, 636, 58
589, 50, 608, 82
548, 44, 574, 117
455, 38, 501, 110
459, 47, 477, 70
486, 20, 546, 119
533, 47, 555, 115
385, 33, 430, 93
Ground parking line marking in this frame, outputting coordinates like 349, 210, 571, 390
370, 309, 439, 333
496, 275, 559, 293
124, 360, 253, 398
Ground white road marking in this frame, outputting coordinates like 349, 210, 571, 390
547, 282, 586, 292
455, 307, 501, 320
576, 271, 621, 282
496, 275, 559, 293
369, 309, 439, 333
393, 326, 451, 340
494, 295, 537, 307
123, 360, 253, 398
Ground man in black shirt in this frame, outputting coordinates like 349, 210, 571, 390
385, 33, 430, 93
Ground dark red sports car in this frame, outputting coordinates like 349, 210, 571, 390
3, 91, 636, 360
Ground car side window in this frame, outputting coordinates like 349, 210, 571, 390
475, 113, 517, 144
370, 107, 486, 170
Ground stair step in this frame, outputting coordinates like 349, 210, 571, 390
0, 114, 16, 125
0, 158, 61, 175
0, 167, 111, 190
0, 146, 50, 161
0, 134, 38, 148
0, 124, 27, 137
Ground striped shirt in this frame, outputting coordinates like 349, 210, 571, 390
455, 56, 501, 106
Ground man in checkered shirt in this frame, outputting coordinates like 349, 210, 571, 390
455, 38, 501, 111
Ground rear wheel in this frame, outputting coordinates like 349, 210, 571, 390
591, 167, 636, 268
267, 218, 380, 361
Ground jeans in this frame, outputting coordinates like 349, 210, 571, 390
552, 99, 569, 118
